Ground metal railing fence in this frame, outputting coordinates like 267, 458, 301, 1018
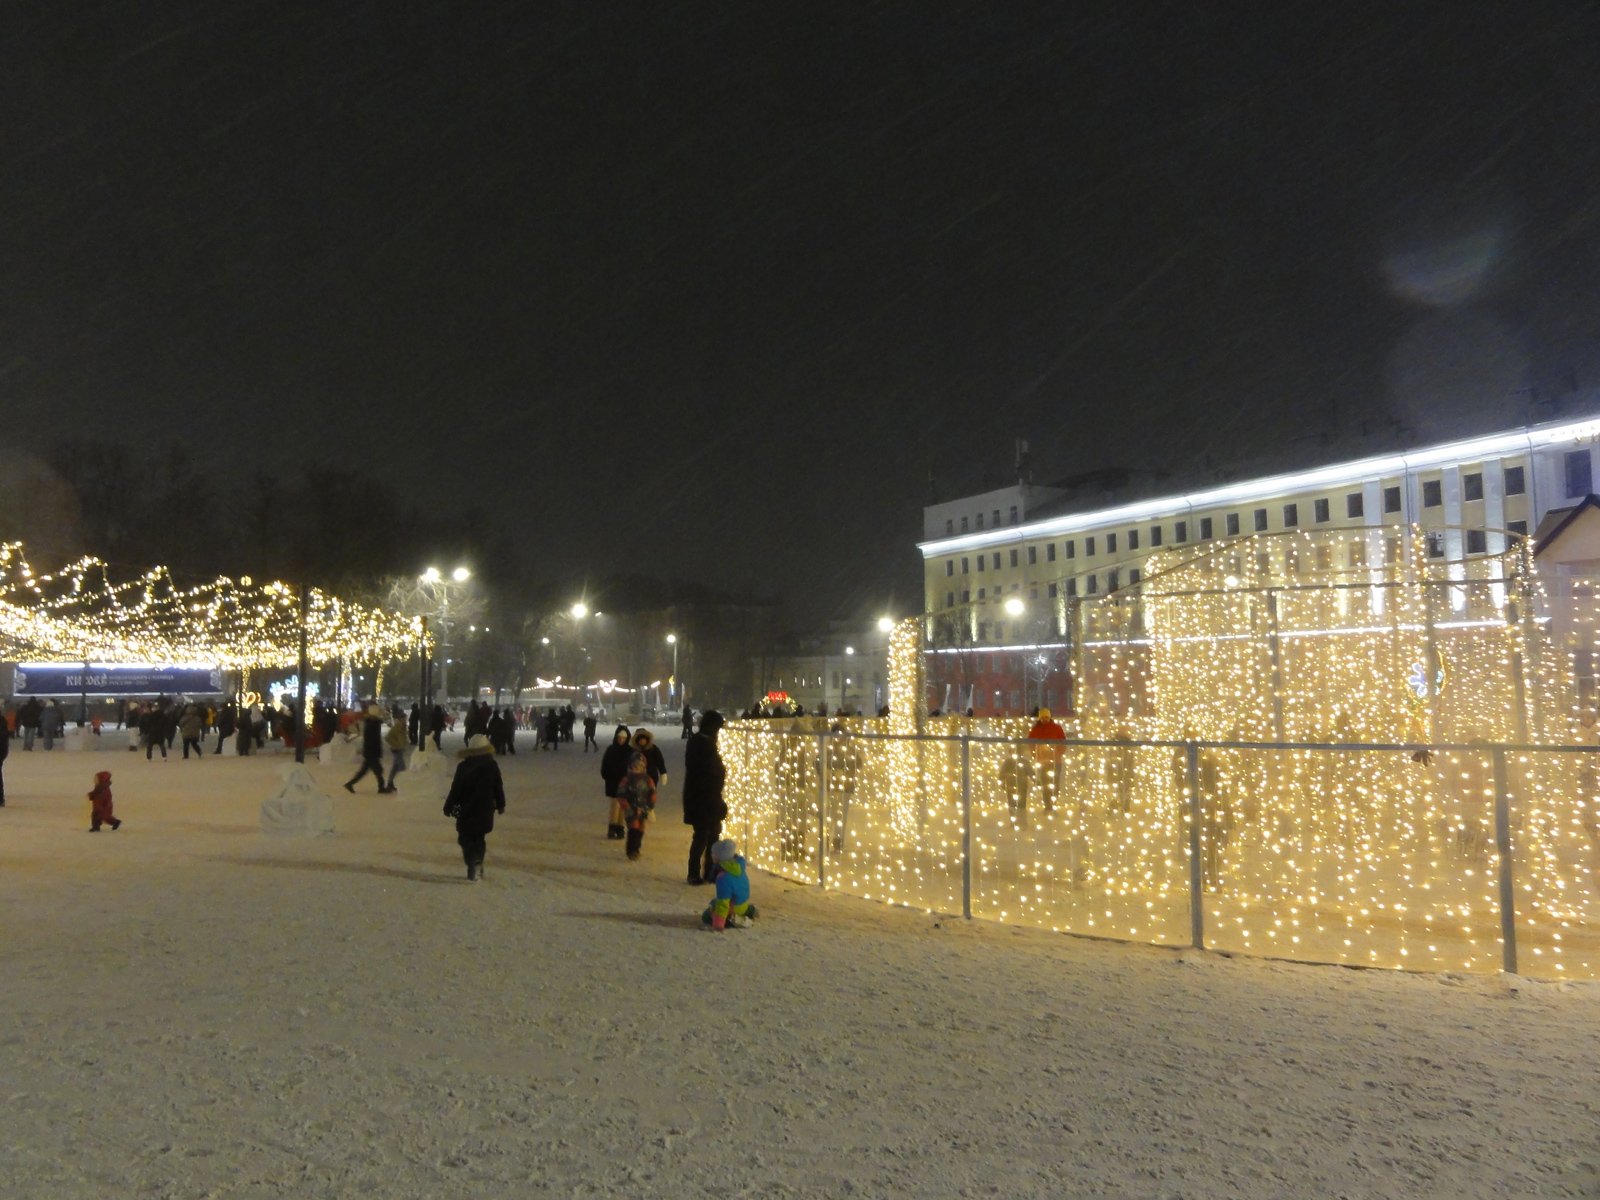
722, 725, 1600, 979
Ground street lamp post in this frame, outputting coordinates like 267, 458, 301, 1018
666, 633, 678, 708
421, 566, 471, 703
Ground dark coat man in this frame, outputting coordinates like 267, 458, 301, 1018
681, 709, 727, 884
344, 707, 389, 793
444, 737, 505, 881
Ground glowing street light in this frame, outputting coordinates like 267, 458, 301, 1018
844, 646, 855, 656
666, 634, 679, 708
423, 567, 441, 582
877, 616, 895, 632
1004, 596, 1026, 617
452, 567, 470, 582
570, 602, 588, 619
420, 565, 472, 701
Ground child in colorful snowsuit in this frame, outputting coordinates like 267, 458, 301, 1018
617, 751, 657, 860
703, 840, 757, 930
88, 770, 121, 831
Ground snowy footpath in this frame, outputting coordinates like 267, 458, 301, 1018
2, 730, 1598, 1198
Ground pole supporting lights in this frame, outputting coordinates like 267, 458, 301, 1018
666, 633, 679, 708
421, 566, 470, 703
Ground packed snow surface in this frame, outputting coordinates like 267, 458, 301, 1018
1, 730, 1597, 1198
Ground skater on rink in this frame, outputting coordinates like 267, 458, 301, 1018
87, 770, 121, 831
443, 734, 504, 882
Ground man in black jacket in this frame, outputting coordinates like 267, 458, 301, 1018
681, 709, 726, 885
444, 734, 505, 881
343, 704, 390, 793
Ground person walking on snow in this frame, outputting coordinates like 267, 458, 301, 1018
617, 751, 657, 861
600, 724, 633, 839
38, 699, 61, 751
443, 734, 504, 882
344, 704, 391, 793
582, 712, 598, 751
179, 705, 204, 759
385, 713, 410, 783
681, 709, 726, 885
87, 770, 121, 831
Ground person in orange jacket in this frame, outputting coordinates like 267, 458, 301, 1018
1027, 708, 1067, 814
88, 770, 121, 831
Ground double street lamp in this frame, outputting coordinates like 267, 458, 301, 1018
420, 566, 471, 701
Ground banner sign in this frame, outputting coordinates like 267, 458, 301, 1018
11, 663, 226, 697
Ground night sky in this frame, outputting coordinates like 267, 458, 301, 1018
5, 3, 1599, 623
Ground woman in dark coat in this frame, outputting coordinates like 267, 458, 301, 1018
443, 734, 505, 882
681, 710, 726, 884
599, 724, 633, 840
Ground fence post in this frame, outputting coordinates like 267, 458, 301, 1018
816, 731, 828, 888
1492, 746, 1517, 974
1186, 741, 1203, 950
961, 733, 972, 920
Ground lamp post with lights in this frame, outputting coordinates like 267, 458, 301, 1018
666, 633, 678, 709
420, 566, 471, 702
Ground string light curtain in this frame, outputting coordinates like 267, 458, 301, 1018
0, 543, 424, 669
724, 526, 1600, 979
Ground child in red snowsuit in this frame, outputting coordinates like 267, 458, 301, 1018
88, 770, 120, 831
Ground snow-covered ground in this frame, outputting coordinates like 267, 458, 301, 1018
1, 729, 1598, 1198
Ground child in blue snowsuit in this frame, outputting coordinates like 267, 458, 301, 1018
703, 839, 757, 930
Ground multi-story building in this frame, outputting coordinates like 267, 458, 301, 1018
917, 412, 1600, 716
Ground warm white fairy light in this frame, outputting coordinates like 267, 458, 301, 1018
0, 542, 423, 670
722, 527, 1597, 978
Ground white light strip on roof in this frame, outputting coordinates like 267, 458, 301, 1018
1082, 617, 1510, 647
919, 414, 1600, 557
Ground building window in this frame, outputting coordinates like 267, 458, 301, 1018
1567, 450, 1593, 498
1422, 479, 1442, 507
1046, 543, 1056, 562
961, 557, 969, 574
1253, 508, 1268, 532
1128, 529, 1140, 550
977, 623, 989, 642
1384, 485, 1402, 513
961, 516, 969, 532
976, 555, 984, 572
1150, 525, 1163, 547
1029, 587, 1037, 600
1175, 521, 1187, 542
1047, 582, 1058, 598
993, 509, 1001, 527
1107, 532, 1118, 553
1199, 517, 1212, 540
1508, 519, 1527, 537
1463, 472, 1484, 502
975, 513, 983, 530
961, 589, 970, 603
1107, 569, 1120, 591
1313, 498, 1330, 523
945, 560, 954, 576
1009, 505, 1019, 525
992, 552, 1001, 570
1426, 532, 1445, 559
1466, 529, 1487, 554
1009, 549, 1019, 568
946, 519, 954, 536
1064, 540, 1075, 559
1085, 575, 1097, 594
1283, 503, 1298, 527
978, 588, 986, 600
946, 592, 955, 608
1027, 546, 1037, 565
1385, 536, 1400, 564
1348, 541, 1366, 568
1347, 492, 1364, 519
1225, 513, 1240, 536
1085, 537, 1096, 556
994, 623, 1004, 640
1504, 466, 1526, 495
1129, 568, 1141, 584
1066, 578, 1077, 597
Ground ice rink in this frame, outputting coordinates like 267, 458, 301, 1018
1, 725, 1597, 1198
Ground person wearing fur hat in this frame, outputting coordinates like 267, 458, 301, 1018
87, 770, 120, 831
616, 750, 657, 860
599, 724, 632, 839
344, 704, 392, 794
702, 840, 756, 930
443, 734, 505, 881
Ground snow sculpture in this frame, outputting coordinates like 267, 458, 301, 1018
394, 745, 451, 804
259, 763, 336, 836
